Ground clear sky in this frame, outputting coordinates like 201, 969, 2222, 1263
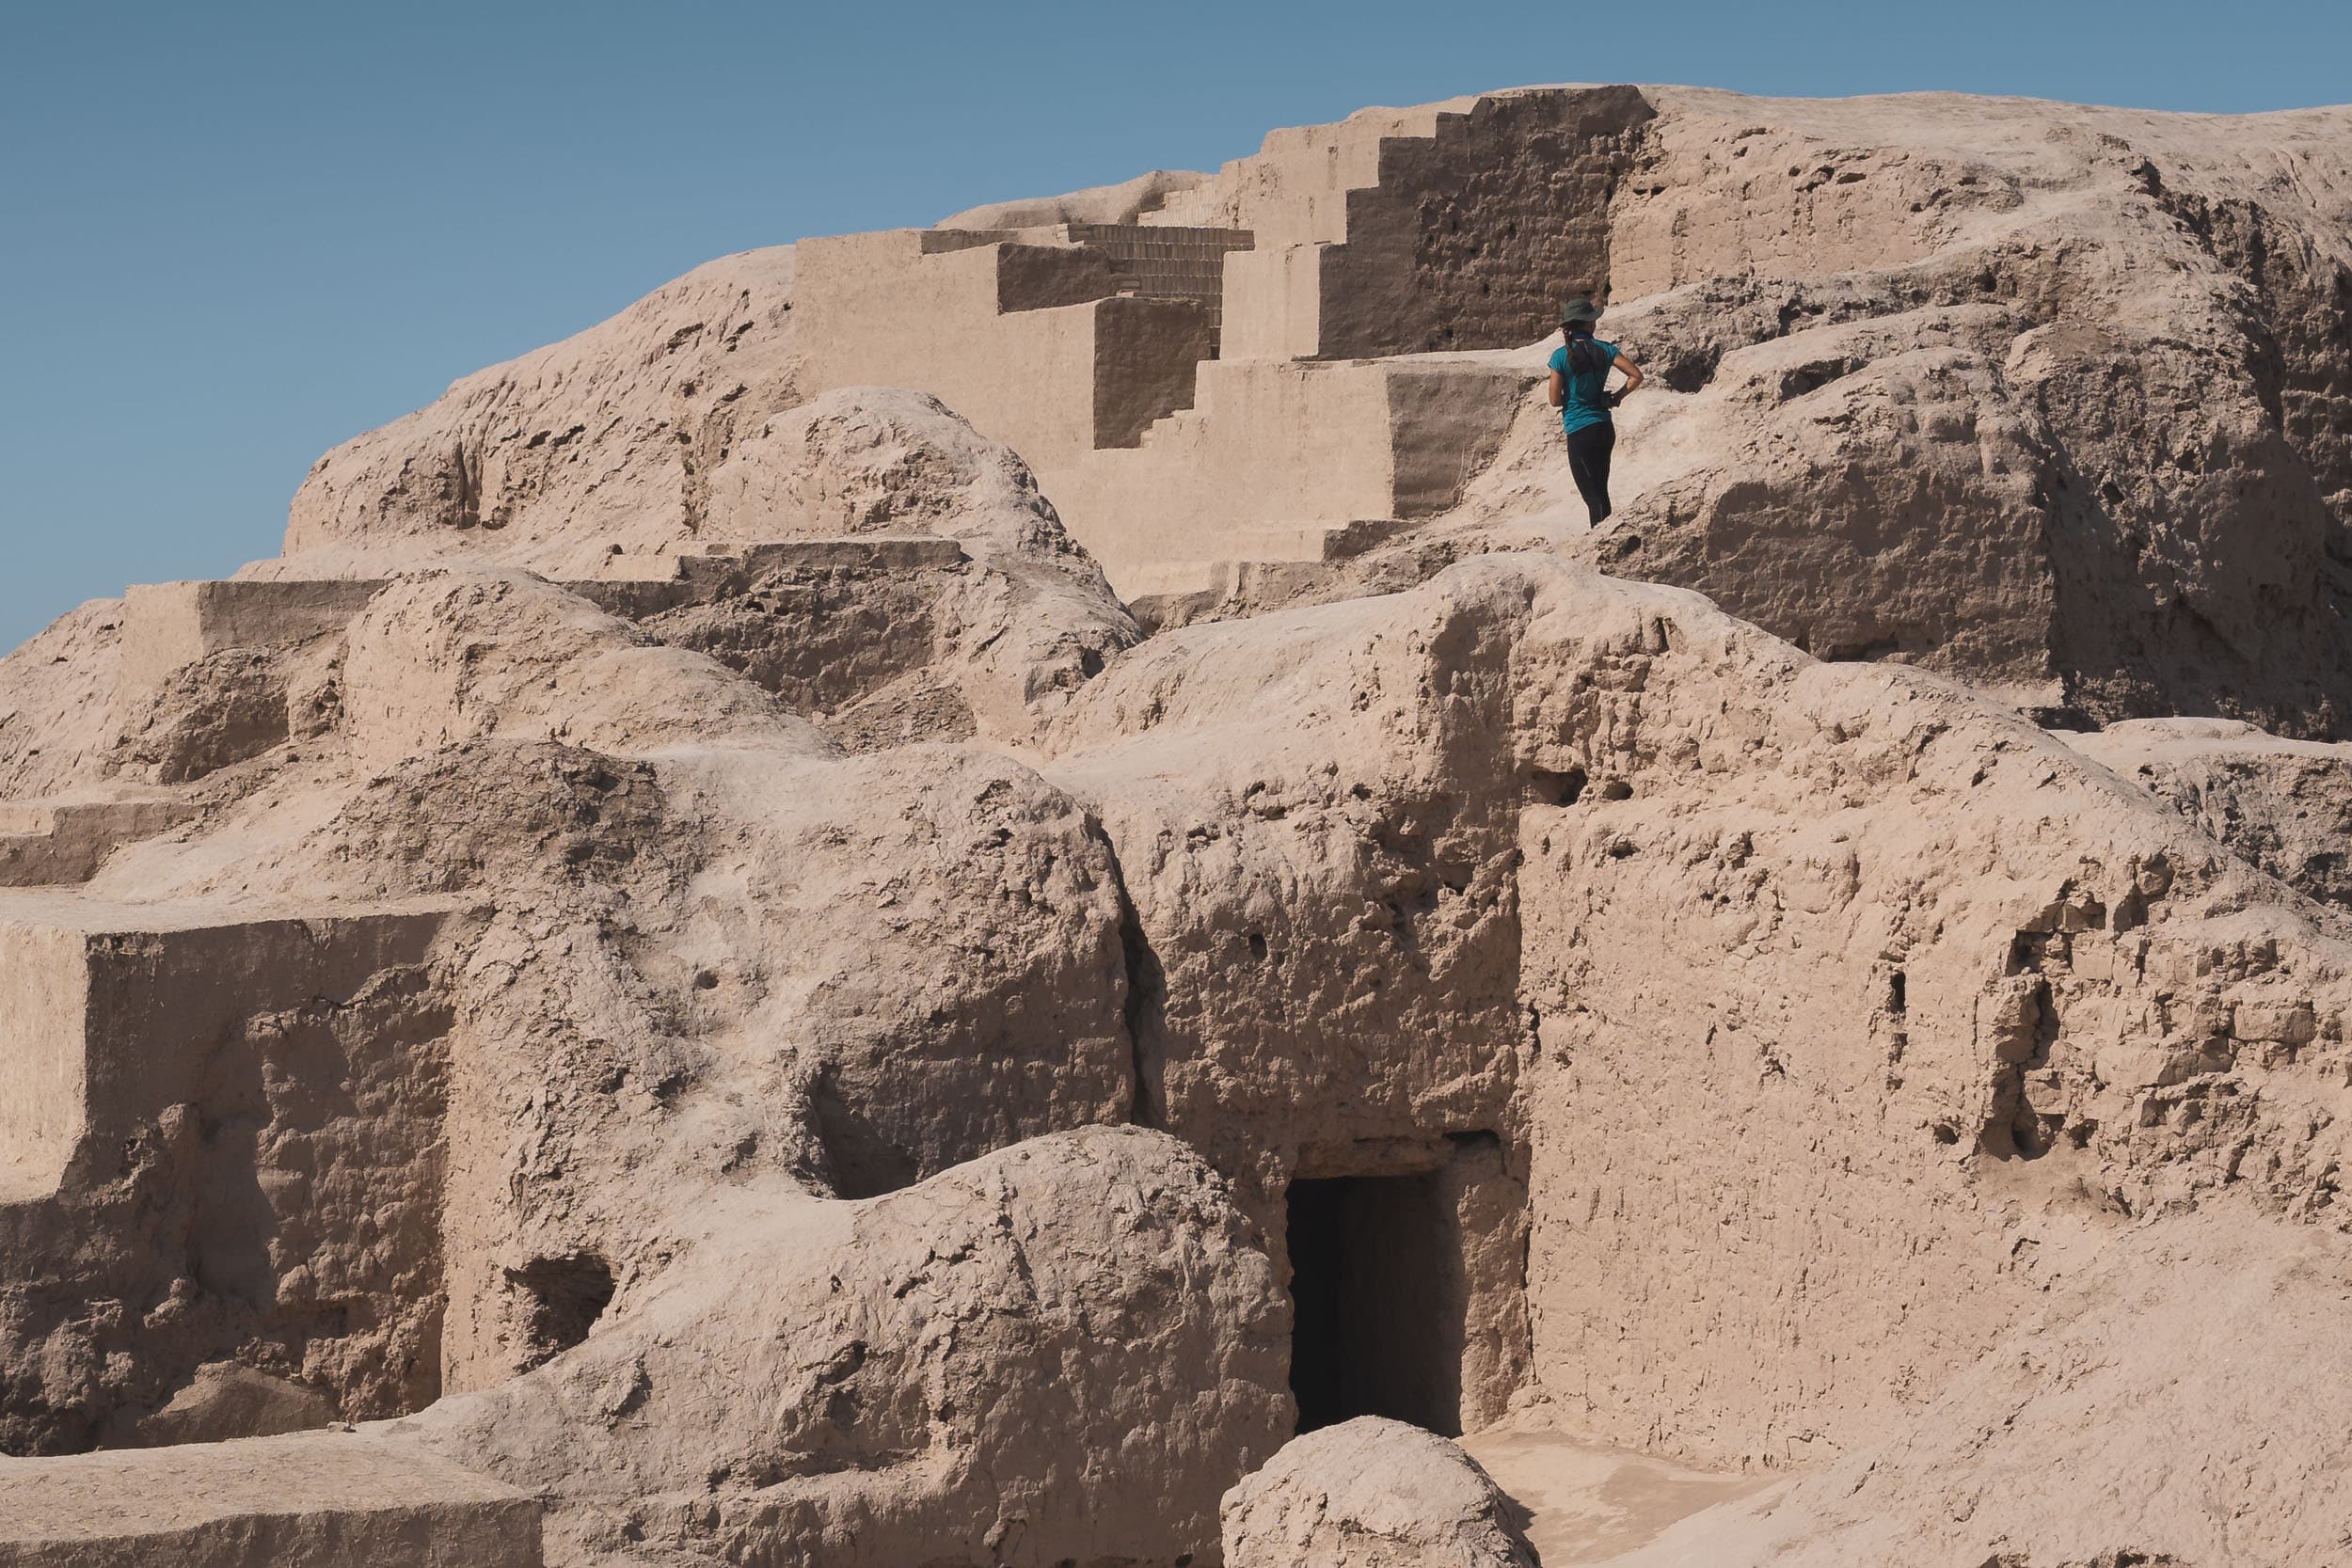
3, 0, 2345, 649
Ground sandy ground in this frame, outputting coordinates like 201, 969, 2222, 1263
1458, 1428, 1774, 1564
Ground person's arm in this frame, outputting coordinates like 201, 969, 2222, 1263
1548, 369, 1565, 408
1613, 350, 1645, 395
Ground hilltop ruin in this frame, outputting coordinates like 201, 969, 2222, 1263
3, 83, 2351, 1567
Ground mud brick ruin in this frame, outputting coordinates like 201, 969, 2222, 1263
4, 82, 2352, 1566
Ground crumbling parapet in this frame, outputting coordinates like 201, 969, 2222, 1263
0, 792, 199, 889
0, 894, 465, 1197
117, 579, 385, 698
0, 894, 477, 1449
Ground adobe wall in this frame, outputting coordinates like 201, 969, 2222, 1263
1319, 87, 1655, 356
797, 229, 1214, 465
0, 896, 472, 1451
1040, 359, 1396, 589
799, 235, 1514, 594
0, 922, 87, 1199
1216, 87, 1656, 361
1041, 356, 1532, 593
1385, 360, 1542, 514
1220, 244, 1327, 361
1060, 222, 1256, 348
0, 795, 202, 889
1143, 101, 1470, 245
72, 903, 456, 1139
118, 579, 384, 696
787, 89, 1653, 595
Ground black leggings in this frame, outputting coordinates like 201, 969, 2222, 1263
1565, 420, 1616, 526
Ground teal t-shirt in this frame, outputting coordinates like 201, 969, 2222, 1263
1548, 339, 1620, 434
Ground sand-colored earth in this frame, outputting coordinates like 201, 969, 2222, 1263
3, 81, 2351, 1568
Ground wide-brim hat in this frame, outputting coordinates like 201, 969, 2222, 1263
1559, 296, 1603, 325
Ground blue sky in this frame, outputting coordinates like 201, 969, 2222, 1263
3, 0, 2345, 649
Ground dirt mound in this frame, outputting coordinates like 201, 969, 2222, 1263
281, 245, 803, 578
1222, 1417, 1538, 1567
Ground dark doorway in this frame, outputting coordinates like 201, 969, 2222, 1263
1285, 1171, 1466, 1435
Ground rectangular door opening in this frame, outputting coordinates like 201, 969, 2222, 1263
1285, 1169, 1466, 1436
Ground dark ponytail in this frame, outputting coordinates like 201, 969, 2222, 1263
1565, 326, 1601, 377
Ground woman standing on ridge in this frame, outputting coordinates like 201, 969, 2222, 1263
1548, 296, 1642, 528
